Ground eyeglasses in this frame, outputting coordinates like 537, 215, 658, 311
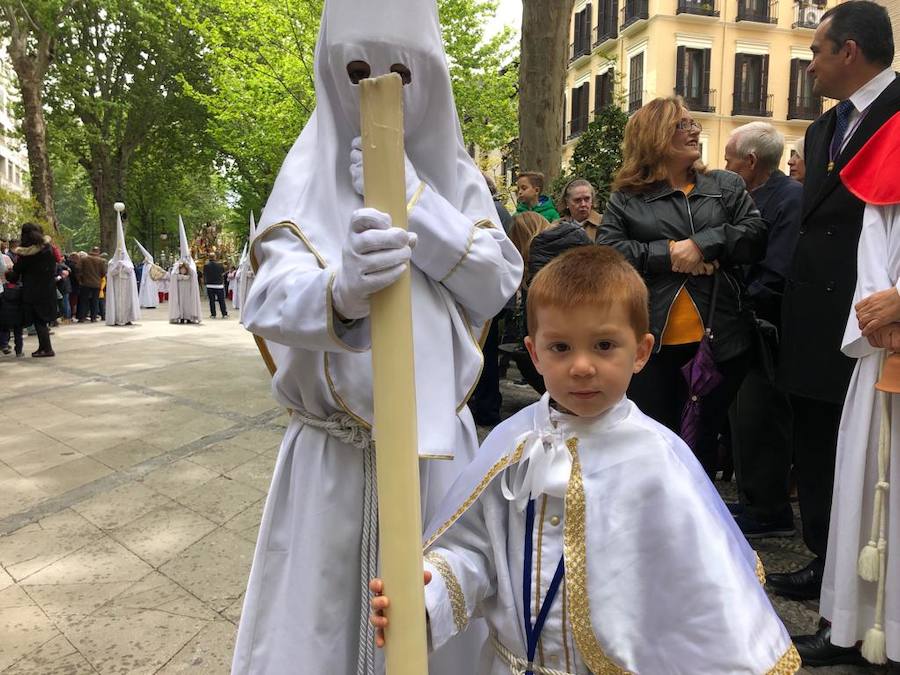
675, 119, 702, 132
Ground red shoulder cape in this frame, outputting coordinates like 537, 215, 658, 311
840, 110, 900, 206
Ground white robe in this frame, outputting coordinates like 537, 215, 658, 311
138, 262, 158, 308
230, 269, 241, 310
821, 203, 900, 661
423, 395, 800, 675
168, 266, 202, 323
105, 259, 140, 326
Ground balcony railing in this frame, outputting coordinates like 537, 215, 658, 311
621, 0, 649, 29
788, 94, 823, 120
569, 40, 591, 63
593, 18, 618, 45
677, 0, 720, 16
792, 0, 824, 28
736, 0, 778, 23
675, 88, 718, 113
732, 92, 774, 117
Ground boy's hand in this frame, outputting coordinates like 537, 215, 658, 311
369, 571, 432, 649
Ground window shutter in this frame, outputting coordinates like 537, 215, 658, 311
733, 53, 745, 109
676, 46, 686, 96
788, 58, 799, 109
595, 75, 602, 112
612, 0, 619, 36
584, 4, 593, 49
581, 82, 591, 128
701, 49, 712, 104
574, 12, 582, 54
607, 68, 615, 107
761, 54, 770, 112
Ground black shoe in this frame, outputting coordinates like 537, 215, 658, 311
793, 624, 867, 667
726, 502, 743, 516
735, 511, 795, 539
1, 347, 10, 355
766, 557, 824, 600
31, 349, 55, 358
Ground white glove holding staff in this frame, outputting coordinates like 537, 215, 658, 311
331, 208, 417, 321
349, 136, 422, 203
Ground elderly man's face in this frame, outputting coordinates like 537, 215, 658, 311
566, 185, 594, 222
724, 138, 755, 185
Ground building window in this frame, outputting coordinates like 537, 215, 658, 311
732, 53, 772, 116
792, 0, 824, 28
595, 0, 618, 44
621, 0, 649, 28
570, 4, 593, 62
677, 0, 720, 16
628, 53, 644, 114
595, 68, 615, 112
737, 0, 777, 23
788, 58, 821, 119
569, 81, 591, 139
675, 47, 714, 112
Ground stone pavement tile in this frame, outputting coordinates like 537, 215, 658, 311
29, 457, 113, 499
0, 567, 13, 592
110, 503, 217, 569
160, 529, 254, 613
71, 482, 172, 532
15, 402, 85, 434
20, 537, 152, 587
225, 428, 284, 454
144, 413, 234, 451
221, 500, 264, 543
0, 434, 79, 474
39, 420, 142, 456
24, 582, 133, 625
174, 476, 264, 526
5, 370, 84, 399
89, 440, 167, 472
0, 593, 61, 671
0, 584, 33, 609
0, 476, 47, 521
40, 381, 163, 419
188, 443, 258, 475
226, 454, 275, 493
1, 634, 97, 675
0, 461, 18, 482
156, 620, 236, 674
0, 510, 102, 582
102, 572, 217, 621
221, 595, 243, 625
138, 459, 218, 500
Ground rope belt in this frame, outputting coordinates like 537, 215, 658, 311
491, 633, 577, 675
292, 405, 378, 675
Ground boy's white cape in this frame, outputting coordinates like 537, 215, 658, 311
425, 394, 801, 674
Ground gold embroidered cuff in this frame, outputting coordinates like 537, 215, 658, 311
755, 554, 766, 586
407, 181, 426, 213
424, 551, 468, 634
325, 273, 369, 354
439, 221, 477, 284
766, 644, 801, 674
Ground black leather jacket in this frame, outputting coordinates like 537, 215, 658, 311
598, 170, 767, 362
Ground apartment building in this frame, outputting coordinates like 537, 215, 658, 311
0, 45, 30, 197
563, 0, 842, 171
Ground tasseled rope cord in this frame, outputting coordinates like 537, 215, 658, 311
490, 633, 577, 675
291, 406, 378, 675
857, 366, 891, 665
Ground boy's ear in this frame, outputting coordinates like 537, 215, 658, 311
633, 333, 655, 374
524, 335, 543, 375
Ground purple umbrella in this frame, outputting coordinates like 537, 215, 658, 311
679, 275, 723, 450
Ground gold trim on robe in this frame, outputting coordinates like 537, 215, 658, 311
424, 551, 468, 633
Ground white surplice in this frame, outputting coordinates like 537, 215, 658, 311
230, 1, 523, 673
423, 394, 800, 675
821, 203, 900, 661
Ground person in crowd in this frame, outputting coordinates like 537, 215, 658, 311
556, 177, 602, 241
370, 246, 800, 674
515, 171, 560, 222
723, 121, 804, 539
66, 252, 80, 319
769, 1, 900, 624
0, 247, 23, 357
483, 171, 512, 232
56, 264, 72, 322
6, 223, 57, 357
788, 138, 806, 184
5, 239, 19, 264
133, 240, 159, 309
508, 211, 554, 285
76, 246, 104, 323
202, 252, 228, 319
598, 97, 767, 477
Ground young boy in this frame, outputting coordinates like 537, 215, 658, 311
371, 246, 799, 674
516, 171, 561, 222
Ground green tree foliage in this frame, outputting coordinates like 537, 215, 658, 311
552, 104, 629, 213
0, 187, 49, 241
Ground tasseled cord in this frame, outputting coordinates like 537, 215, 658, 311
857, 382, 891, 665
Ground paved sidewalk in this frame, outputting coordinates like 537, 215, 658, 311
0, 309, 884, 673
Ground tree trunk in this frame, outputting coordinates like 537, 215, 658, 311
519, 0, 576, 184
5, 32, 59, 233
85, 148, 125, 255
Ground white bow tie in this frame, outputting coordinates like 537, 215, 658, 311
501, 394, 572, 512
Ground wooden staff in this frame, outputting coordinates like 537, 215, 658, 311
360, 73, 428, 674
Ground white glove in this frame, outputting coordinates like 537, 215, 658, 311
350, 136, 422, 203
331, 208, 417, 320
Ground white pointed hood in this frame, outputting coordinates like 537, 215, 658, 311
249, 211, 257, 241
110, 204, 134, 267
133, 238, 154, 265
177, 215, 196, 271
258, 0, 496, 262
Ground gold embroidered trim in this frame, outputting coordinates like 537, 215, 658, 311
325, 273, 368, 354
439, 221, 477, 284
755, 554, 766, 586
424, 441, 526, 550
564, 438, 631, 675
323, 353, 373, 430
765, 644, 801, 674
424, 551, 468, 633
407, 181, 426, 213
474, 218, 495, 229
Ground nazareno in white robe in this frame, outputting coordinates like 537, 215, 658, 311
168, 217, 202, 324
423, 394, 800, 674
820, 202, 900, 661
231, 1, 523, 674
134, 240, 158, 309
105, 211, 140, 326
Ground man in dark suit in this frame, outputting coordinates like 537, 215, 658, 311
769, 0, 899, 666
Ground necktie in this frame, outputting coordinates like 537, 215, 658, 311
828, 99, 854, 172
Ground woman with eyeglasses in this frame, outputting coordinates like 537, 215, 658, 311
598, 97, 767, 477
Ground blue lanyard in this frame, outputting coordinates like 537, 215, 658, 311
523, 499, 566, 675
